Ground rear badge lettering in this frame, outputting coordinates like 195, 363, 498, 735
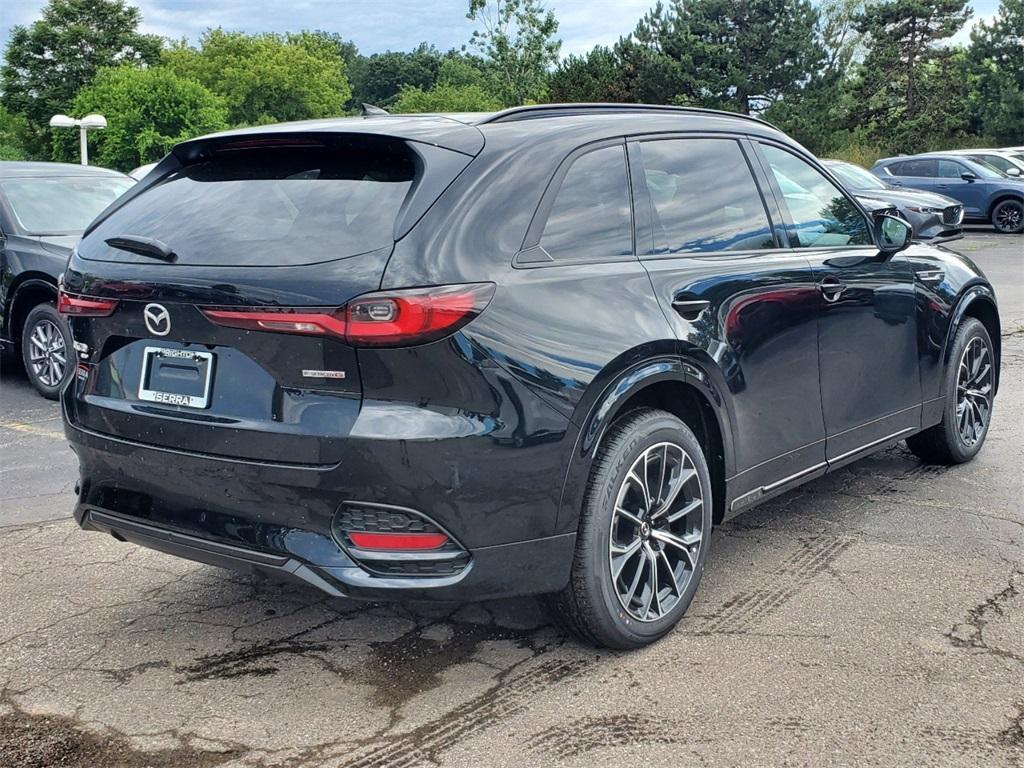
302, 369, 346, 379
151, 392, 193, 406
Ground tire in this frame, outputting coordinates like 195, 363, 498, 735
906, 317, 995, 464
990, 198, 1023, 234
20, 302, 73, 400
549, 407, 713, 649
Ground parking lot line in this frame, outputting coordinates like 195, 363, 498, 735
0, 420, 65, 439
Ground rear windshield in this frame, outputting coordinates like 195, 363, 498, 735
1, 176, 134, 235
80, 136, 417, 266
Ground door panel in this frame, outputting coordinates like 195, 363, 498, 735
629, 136, 826, 498
934, 159, 987, 215
755, 143, 922, 462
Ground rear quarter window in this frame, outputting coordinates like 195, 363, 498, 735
80, 136, 418, 267
538, 144, 633, 263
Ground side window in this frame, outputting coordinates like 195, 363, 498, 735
638, 138, 776, 253
897, 158, 937, 177
539, 144, 632, 262
938, 160, 965, 178
971, 155, 1010, 173
761, 145, 872, 248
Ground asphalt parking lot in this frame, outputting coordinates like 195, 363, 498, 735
1, 230, 1021, 768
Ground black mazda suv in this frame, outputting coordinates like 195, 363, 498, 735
61, 105, 1001, 648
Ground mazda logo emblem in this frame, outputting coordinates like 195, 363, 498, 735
144, 303, 171, 336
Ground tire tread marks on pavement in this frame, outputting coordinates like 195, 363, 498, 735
697, 535, 855, 635
338, 657, 591, 768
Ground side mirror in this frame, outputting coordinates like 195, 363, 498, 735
1006, 167, 1022, 177
961, 172, 978, 182
875, 213, 912, 255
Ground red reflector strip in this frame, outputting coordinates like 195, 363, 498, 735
57, 291, 118, 316
348, 532, 449, 551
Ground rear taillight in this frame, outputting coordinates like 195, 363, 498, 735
201, 283, 494, 348
57, 290, 118, 317
200, 309, 347, 338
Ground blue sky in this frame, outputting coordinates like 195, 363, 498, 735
1, 0, 1001, 61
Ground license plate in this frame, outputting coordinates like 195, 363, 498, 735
138, 347, 215, 409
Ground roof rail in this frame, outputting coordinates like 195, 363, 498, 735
477, 103, 775, 127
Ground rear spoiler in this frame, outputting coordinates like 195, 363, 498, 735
83, 118, 486, 242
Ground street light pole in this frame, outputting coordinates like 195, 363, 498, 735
49, 114, 107, 165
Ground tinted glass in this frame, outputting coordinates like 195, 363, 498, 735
762, 145, 871, 248
540, 144, 632, 261
1, 176, 134, 234
639, 138, 775, 253
938, 160, 966, 178
83, 137, 416, 266
893, 159, 937, 177
828, 162, 887, 191
967, 158, 1006, 178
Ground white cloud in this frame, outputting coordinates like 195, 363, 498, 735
2, 0, 657, 59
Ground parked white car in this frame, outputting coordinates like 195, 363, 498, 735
129, 162, 157, 180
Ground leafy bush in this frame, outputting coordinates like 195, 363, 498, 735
52, 66, 227, 171
393, 83, 502, 113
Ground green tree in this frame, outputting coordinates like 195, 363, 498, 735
549, 46, 631, 102
346, 44, 446, 108
392, 56, 501, 113
0, 105, 31, 160
467, 0, 561, 105
162, 29, 350, 125
52, 66, 228, 171
850, 0, 972, 152
764, 0, 866, 154
615, 0, 824, 113
1, 0, 161, 157
615, 6, 701, 105
393, 83, 503, 113
968, 0, 1024, 144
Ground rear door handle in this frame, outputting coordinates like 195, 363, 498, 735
818, 276, 847, 303
671, 298, 710, 320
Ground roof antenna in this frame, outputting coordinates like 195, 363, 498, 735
361, 103, 389, 117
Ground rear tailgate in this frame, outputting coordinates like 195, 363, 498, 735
63, 129, 480, 464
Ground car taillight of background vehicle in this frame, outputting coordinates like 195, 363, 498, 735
201, 283, 495, 347
57, 290, 118, 317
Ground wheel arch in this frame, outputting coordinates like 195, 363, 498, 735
945, 286, 1001, 394
555, 352, 736, 535
987, 193, 1024, 220
6, 273, 58, 345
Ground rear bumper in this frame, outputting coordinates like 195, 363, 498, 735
76, 505, 575, 601
64, 377, 577, 601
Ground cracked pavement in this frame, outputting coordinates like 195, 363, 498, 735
1, 230, 1022, 767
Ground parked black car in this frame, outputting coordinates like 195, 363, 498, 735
62, 105, 1001, 648
872, 153, 1024, 234
0, 162, 134, 396
823, 159, 963, 241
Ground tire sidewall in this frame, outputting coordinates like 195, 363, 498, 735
992, 199, 1024, 234
20, 302, 72, 399
941, 317, 994, 462
582, 411, 713, 647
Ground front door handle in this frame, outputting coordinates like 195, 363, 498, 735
818, 276, 847, 303
671, 298, 710, 320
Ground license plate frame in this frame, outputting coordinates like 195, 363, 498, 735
138, 346, 215, 409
